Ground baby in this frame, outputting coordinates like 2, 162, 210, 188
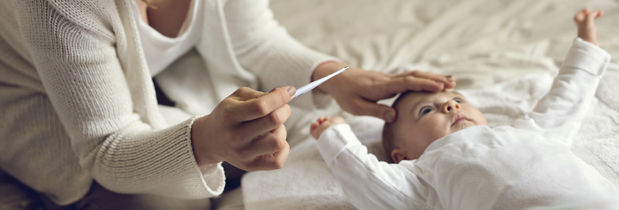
310, 8, 618, 210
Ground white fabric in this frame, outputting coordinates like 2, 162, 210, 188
0, 0, 335, 205
133, 0, 203, 77
242, 67, 619, 210
241, 1, 619, 209
314, 38, 618, 209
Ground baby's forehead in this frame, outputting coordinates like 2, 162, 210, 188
399, 89, 463, 105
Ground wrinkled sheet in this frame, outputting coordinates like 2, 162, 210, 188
241, 0, 619, 209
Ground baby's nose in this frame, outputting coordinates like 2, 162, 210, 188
443, 100, 461, 113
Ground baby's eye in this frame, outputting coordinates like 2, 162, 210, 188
454, 97, 464, 103
419, 106, 433, 116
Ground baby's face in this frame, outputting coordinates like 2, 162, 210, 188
391, 89, 487, 161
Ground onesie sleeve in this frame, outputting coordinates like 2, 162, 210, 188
223, 0, 338, 110
512, 38, 611, 144
315, 124, 431, 209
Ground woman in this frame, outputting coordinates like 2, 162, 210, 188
0, 0, 455, 209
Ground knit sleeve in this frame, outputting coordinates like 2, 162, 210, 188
224, 0, 338, 110
14, 0, 224, 198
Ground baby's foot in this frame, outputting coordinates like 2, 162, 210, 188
574, 8, 603, 46
310, 116, 346, 139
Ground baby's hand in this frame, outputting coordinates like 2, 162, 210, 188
310, 116, 346, 139
574, 8, 603, 46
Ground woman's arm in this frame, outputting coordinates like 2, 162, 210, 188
15, 0, 223, 198
224, 0, 455, 122
224, 0, 336, 110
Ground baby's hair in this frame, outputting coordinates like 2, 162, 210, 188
381, 91, 411, 163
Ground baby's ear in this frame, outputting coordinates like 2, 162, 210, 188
391, 148, 407, 164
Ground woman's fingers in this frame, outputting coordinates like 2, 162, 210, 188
363, 71, 456, 122
243, 125, 287, 159
224, 86, 295, 123
243, 126, 290, 171
193, 86, 296, 170
396, 70, 455, 84
237, 104, 291, 143
394, 71, 455, 89
250, 142, 290, 171
224, 125, 289, 172
384, 75, 444, 95
346, 97, 397, 122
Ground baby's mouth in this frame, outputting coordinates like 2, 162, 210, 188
451, 113, 470, 127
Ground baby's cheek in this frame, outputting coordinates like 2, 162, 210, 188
428, 120, 453, 140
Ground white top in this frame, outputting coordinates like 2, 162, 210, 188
131, 0, 203, 77
0, 0, 335, 205
316, 38, 619, 210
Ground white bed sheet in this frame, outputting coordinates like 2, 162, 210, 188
238, 0, 619, 209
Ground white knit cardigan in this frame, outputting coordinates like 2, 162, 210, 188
0, 0, 333, 205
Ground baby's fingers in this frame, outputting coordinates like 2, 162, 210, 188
596, 10, 604, 19
586, 11, 598, 23
574, 8, 587, 23
310, 121, 320, 130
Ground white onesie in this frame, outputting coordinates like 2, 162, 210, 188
316, 38, 619, 210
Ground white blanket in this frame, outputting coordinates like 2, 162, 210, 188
243, 66, 619, 209
241, 0, 619, 209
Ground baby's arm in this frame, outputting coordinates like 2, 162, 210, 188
310, 116, 346, 139
310, 117, 429, 209
513, 9, 610, 144
574, 8, 603, 46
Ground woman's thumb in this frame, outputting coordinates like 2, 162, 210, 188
382, 108, 396, 123
348, 100, 396, 122
370, 103, 396, 123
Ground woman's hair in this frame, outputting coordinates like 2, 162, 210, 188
381, 91, 411, 163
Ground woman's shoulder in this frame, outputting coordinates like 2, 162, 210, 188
13, 0, 127, 37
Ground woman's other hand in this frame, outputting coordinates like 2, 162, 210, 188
191, 86, 296, 171
313, 62, 455, 123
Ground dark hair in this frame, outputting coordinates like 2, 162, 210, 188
381, 91, 411, 163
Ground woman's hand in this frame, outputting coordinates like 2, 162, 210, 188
313, 62, 455, 123
191, 86, 296, 171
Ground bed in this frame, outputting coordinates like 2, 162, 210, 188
234, 0, 619, 209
